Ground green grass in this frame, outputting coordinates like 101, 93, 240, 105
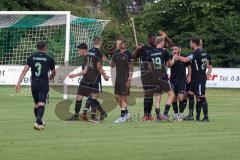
0, 86, 240, 160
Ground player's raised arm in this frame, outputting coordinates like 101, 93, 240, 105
175, 54, 192, 63
15, 64, 30, 92
132, 43, 143, 59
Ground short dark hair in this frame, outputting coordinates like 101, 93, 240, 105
190, 37, 201, 46
93, 36, 102, 45
172, 43, 181, 48
77, 43, 88, 50
148, 32, 156, 39
36, 41, 47, 50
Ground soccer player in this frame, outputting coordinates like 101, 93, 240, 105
69, 43, 109, 123
170, 44, 192, 121
15, 41, 56, 130
109, 39, 133, 123
174, 37, 212, 122
133, 33, 156, 121
148, 36, 175, 121
79, 37, 107, 121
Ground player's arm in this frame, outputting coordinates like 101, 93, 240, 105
159, 31, 174, 48
186, 64, 192, 84
132, 44, 143, 59
125, 62, 134, 88
102, 55, 111, 66
49, 58, 56, 80
97, 62, 109, 81
175, 55, 192, 63
206, 62, 212, 78
69, 66, 88, 79
15, 65, 30, 92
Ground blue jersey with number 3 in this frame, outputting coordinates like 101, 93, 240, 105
26, 52, 55, 91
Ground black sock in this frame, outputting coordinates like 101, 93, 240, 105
189, 95, 195, 116
182, 99, 187, 112
91, 102, 97, 119
196, 101, 201, 118
179, 101, 186, 113
36, 106, 45, 125
34, 108, 38, 118
75, 100, 82, 114
172, 102, 178, 114
164, 104, 171, 116
121, 109, 126, 117
200, 97, 208, 119
125, 108, 128, 114
155, 108, 160, 118
144, 97, 153, 115
83, 97, 92, 115
96, 100, 105, 115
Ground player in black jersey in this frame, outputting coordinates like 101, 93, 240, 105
174, 38, 212, 122
148, 36, 175, 121
108, 39, 133, 123
170, 44, 192, 121
133, 33, 156, 121
16, 41, 56, 130
69, 42, 109, 123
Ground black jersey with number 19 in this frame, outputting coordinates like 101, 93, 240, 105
26, 52, 55, 91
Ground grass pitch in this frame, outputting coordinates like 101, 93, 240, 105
0, 86, 240, 160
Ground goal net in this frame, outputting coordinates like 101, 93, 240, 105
0, 11, 109, 98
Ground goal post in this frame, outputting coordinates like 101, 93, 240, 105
0, 11, 110, 99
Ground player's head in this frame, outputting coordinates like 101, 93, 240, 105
172, 44, 181, 55
77, 43, 88, 56
36, 41, 47, 52
119, 39, 127, 51
116, 38, 124, 50
93, 36, 102, 47
190, 37, 201, 50
155, 36, 165, 48
147, 32, 156, 46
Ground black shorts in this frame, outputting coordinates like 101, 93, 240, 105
152, 78, 173, 94
31, 90, 48, 104
189, 79, 206, 96
172, 81, 186, 96
77, 80, 102, 96
141, 70, 154, 97
114, 82, 130, 96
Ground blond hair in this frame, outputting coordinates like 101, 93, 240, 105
155, 36, 165, 45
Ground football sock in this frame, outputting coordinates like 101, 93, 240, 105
74, 100, 82, 114
91, 106, 97, 120
34, 108, 38, 118
36, 105, 45, 125
155, 108, 160, 118
196, 101, 201, 118
83, 97, 92, 115
125, 108, 129, 114
95, 100, 105, 115
144, 97, 153, 115
182, 99, 187, 112
164, 104, 171, 116
179, 101, 185, 113
121, 109, 126, 117
172, 102, 178, 113
189, 95, 195, 116
200, 97, 208, 119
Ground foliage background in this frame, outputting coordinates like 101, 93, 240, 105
0, 0, 240, 67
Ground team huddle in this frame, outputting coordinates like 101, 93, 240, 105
15, 32, 212, 130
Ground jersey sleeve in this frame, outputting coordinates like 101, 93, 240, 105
164, 50, 170, 62
127, 52, 134, 63
50, 57, 55, 70
26, 56, 32, 66
187, 53, 195, 62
